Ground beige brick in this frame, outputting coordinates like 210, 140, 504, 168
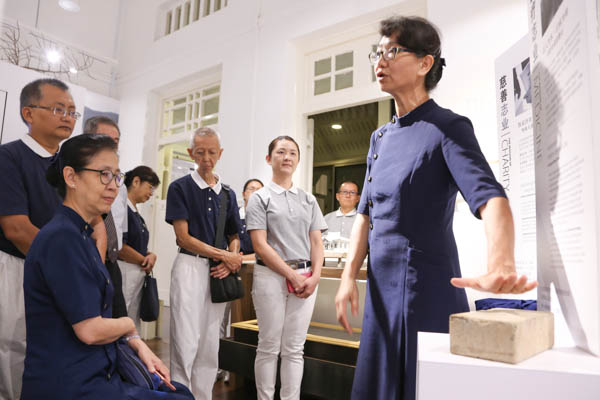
449, 309, 554, 364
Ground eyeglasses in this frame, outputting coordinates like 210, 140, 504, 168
27, 105, 82, 120
338, 191, 359, 196
368, 47, 415, 65
79, 168, 125, 187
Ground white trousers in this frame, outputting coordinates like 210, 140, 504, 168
169, 254, 226, 400
0, 251, 25, 400
252, 264, 317, 400
119, 260, 146, 332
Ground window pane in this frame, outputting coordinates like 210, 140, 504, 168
201, 116, 218, 126
172, 126, 185, 135
193, 0, 201, 21
183, 2, 190, 26
173, 97, 186, 106
202, 97, 219, 116
335, 51, 353, 71
314, 58, 331, 76
214, 0, 222, 12
165, 11, 172, 35
314, 77, 331, 95
173, 107, 186, 124
202, 85, 220, 96
203, 0, 211, 16
194, 103, 199, 119
174, 7, 181, 31
335, 71, 353, 90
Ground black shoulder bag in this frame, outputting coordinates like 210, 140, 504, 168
210, 186, 245, 303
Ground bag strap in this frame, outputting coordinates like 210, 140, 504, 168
214, 186, 229, 249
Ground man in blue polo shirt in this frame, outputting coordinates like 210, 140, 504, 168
166, 127, 242, 399
0, 78, 81, 399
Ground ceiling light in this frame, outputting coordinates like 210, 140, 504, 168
46, 49, 62, 64
331, 124, 342, 130
69, 67, 78, 74
58, 0, 81, 12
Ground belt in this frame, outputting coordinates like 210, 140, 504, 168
179, 248, 207, 258
256, 259, 311, 270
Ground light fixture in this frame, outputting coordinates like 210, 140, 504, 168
58, 0, 81, 12
331, 124, 342, 130
69, 67, 78, 74
45, 49, 62, 64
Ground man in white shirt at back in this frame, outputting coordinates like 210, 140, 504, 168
323, 181, 360, 239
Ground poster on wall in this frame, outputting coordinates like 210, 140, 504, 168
495, 35, 536, 293
529, 0, 600, 354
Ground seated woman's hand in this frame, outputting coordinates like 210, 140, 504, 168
128, 338, 177, 391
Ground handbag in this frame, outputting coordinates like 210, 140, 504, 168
210, 186, 245, 303
116, 338, 162, 390
140, 272, 159, 322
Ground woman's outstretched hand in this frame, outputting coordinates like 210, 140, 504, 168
451, 270, 537, 294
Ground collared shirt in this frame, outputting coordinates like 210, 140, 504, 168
245, 181, 327, 262
324, 208, 358, 239
110, 184, 128, 251
165, 170, 240, 249
122, 199, 149, 256
0, 135, 62, 258
23, 205, 118, 397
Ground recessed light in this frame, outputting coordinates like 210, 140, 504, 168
331, 124, 342, 130
69, 67, 78, 74
46, 49, 62, 64
58, 0, 81, 12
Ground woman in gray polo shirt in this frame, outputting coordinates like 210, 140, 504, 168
246, 135, 327, 400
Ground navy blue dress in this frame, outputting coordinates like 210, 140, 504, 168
352, 100, 506, 400
23, 206, 193, 399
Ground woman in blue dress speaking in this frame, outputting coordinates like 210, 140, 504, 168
334, 16, 537, 400
22, 134, 192, 399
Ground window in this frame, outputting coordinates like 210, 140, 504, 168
313, 51, 354, 95
160, 0, 229, 38
160, 84, 220, 138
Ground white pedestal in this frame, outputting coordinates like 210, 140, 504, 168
417, 332, 600, 400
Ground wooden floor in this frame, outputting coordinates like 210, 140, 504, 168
145, 338, 252, 399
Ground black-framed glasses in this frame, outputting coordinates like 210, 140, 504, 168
368, 47, 415, 65
79, 168, 125, 187
338, 190, 359, 196
27, 105, 81, 120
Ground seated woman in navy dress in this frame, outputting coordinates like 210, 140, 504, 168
22, 134, 193, 399
334, 16, 538, 400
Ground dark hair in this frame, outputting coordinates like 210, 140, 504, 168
338, 180, 360, 193
20, 79, 69, 125
268, 136, 300, 160
83, 116, 121, 136
379, 16, 445, 91
124, 166, 160, 188
243, 178, 264, 192
46, 134, 118, 198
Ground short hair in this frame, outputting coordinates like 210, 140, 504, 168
20, 78, 69, 125
243, 178, 264, 192
379, 16, 444, 91
124, 165, 161, 188
267, 135, 300, 161
338, 181, 360, 193
46, 134, 118, 198
83, 116, 121, 136
190, 127, 221, 148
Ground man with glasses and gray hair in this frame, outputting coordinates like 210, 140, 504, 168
0, 78, 83, 399
83, 116, 130, 319
324, 181, 361, 239
166, 127, 242, 399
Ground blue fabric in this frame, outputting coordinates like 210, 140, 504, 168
165, 175, 240, 249
23, 206, 193, 399
238, 217, 255, 255
0, 139, 61, 258
475, 298, 537, 311
123, 206, 149, 256
352, 100, 506, 400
